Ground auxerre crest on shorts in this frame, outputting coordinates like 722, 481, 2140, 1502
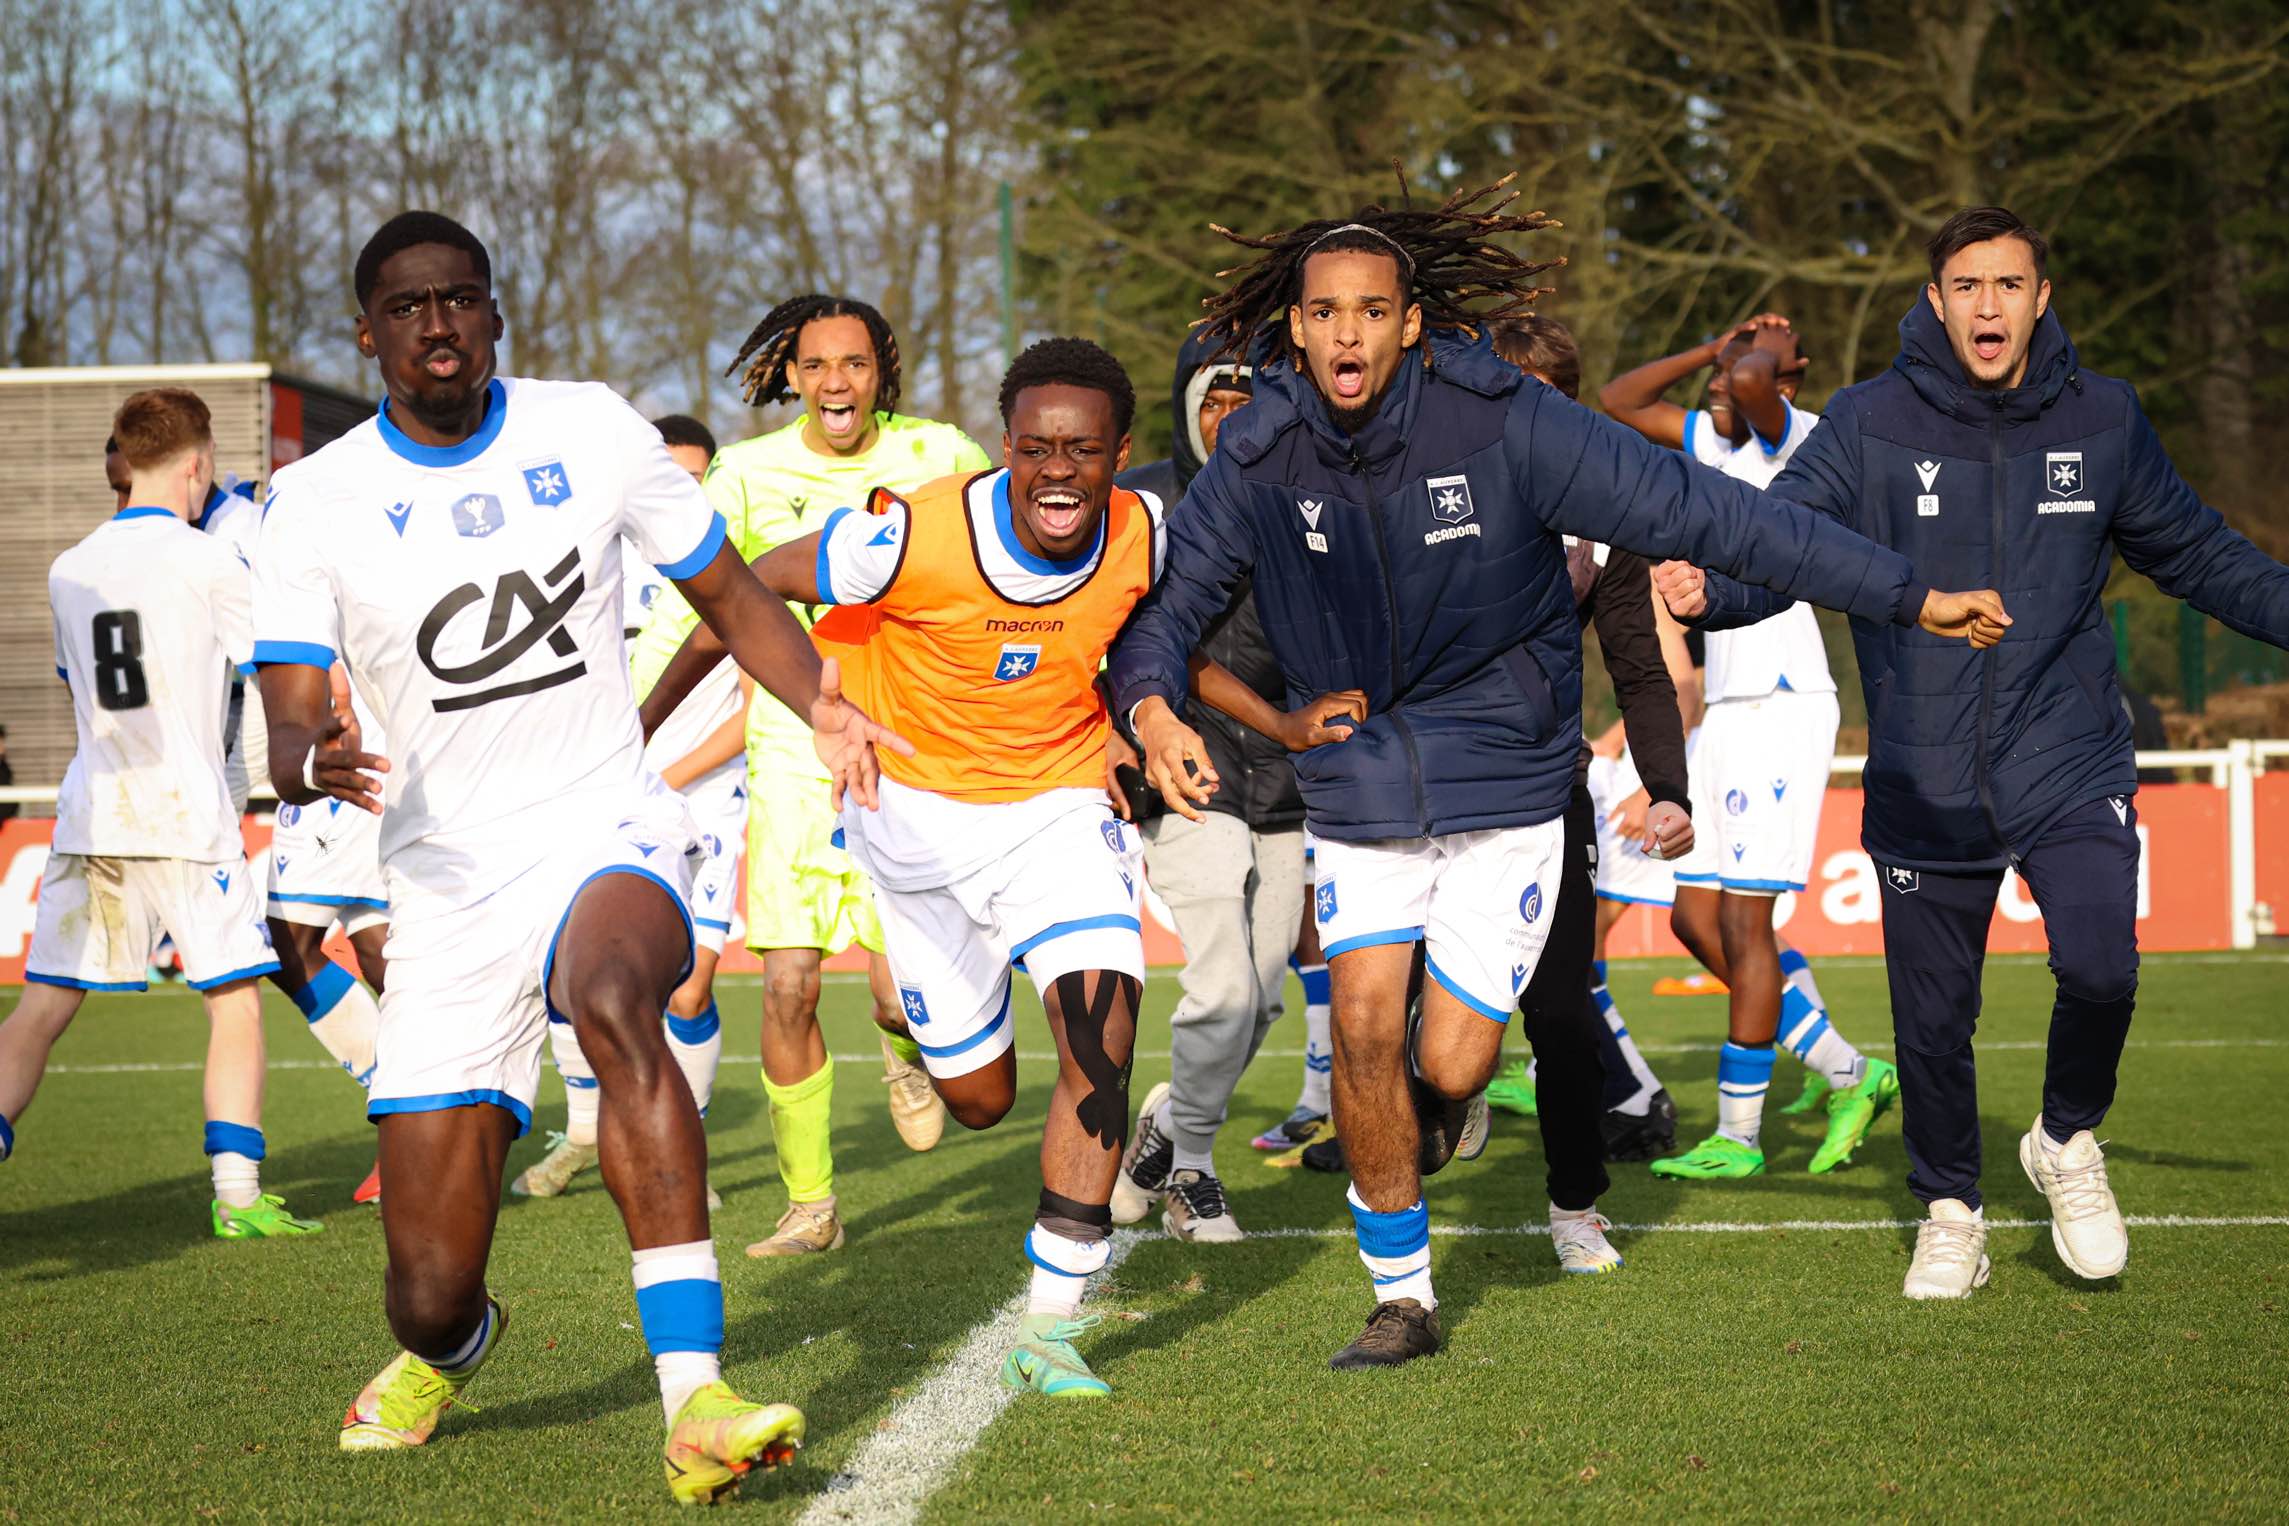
993, 643, 1040, 682
899, 986, 930, 1025
1316, 879, 1337, 923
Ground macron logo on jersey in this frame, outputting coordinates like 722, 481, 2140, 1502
521, 460, 571, 505
994, 644, 1040, 682
384, 501, 413, 537
869, 522, 899, 548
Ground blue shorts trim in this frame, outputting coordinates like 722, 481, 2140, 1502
268, 892, 389, 910
1322, 926, 1422, 960
369, 1089, 534, 1138
25, 972, 147, 992
654, 513, 728, 581
1008, 913, 1140, 963
1672, 871, 1720, 885
1424, 953, 1510, 1024
541, 865, 695, 1026
912, 983, 1012, 1061
693, 916, 732, 932
1718, 877, 1804, 894
187, 959, 281, 991
1593, 890, 1675, 908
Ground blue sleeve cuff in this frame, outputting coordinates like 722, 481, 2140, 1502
655, 513, 727, 581
55, 665, 67, 682
234, 662, 258, 678
252, 639, 335, 669
813, 506, 853, 606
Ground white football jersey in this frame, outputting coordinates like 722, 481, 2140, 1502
252, 376, 725, 909
1683, 400, 1835, 701
49, 507, 253, 860
201, 483, 273, 811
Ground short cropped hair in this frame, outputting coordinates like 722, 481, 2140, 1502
998, 337, 1136, 438
355, 211, 492, 309
111, 389, 213, 471
1927, 206, 2049, 285
1489, 314, 1581, 401
653, 414, 718, 458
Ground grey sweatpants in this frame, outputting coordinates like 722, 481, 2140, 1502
1142, 811, 1308, 1158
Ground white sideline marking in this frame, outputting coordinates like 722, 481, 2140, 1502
795, 1228, 1141, 1526
1218, 1214, 2289, 1239
41, 1035, 2289, 1076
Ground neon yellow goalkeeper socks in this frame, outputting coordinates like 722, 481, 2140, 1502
763, 1056, 835, 1204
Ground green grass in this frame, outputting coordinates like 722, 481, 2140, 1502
3, 954, 2286, 1521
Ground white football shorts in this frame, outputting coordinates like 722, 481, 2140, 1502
267, 797, 389, 935
1670, 689, 1839, 895
1311, 820, 1567, 1023
367, 786, 701, 1136
27, 852, 278, 992
683, 776, 748, 957
1588, 750, 1678, 908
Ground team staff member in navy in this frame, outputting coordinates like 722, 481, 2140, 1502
1107, 177, 2008, 1370
1665, 206, 2289, 1301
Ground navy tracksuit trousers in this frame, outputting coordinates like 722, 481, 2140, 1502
1875, 795, 2142, 1210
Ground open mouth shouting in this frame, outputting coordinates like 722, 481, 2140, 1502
818, 399, 863, 439
1030, 484, 1088, 540
1971, 325, 2010, 366
1329, 356, 1369, 401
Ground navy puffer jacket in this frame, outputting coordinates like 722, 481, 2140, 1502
1108, 332, 1930, 842
1698, 300, 2289, 869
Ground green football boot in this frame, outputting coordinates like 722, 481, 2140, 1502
1648, 1133, 1766, 1180
1808, 1058, 1900, 1174
1002, 1313, 1111, 1398
1484, 1058, 1538, 1118
1777, 1068, 1828, 1116
212, 1193, 324, 1238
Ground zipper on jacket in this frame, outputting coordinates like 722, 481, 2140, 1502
1353, 447, 1429, 832
1975, 400, 2016, 865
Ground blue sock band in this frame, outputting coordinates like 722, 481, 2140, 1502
564, 1074, 600, 1091
1717, 1042, 1777, 1094
291, 961, 356, 1023
666, 999, 720, 1046
0, 1110, 14, 1160
634, 1277, 725, 1355
1779, 985, 1830, 1058
1298, 964, 1331, 1007
1777, 947, 1811, 980
1349, 1194, 1430, 1258
203, 1121, 265, 1160
1591, 959, 1608, 986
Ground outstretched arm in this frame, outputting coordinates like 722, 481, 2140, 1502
639, 530, 826, 739
2111, 392, 2289, 648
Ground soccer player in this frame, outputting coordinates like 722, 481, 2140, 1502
0, 388, 318, 1240
519, 414, 750, 1210
642, 337, 1159, 1399
1672, 206, 2289, 1297
254, 212, 898, 1498
103, 435, 131, 508
1601, 315, 1898, 1180
1110, 178, 2007, 1368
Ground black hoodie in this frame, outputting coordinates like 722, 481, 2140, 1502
1115, 332, 1304, 830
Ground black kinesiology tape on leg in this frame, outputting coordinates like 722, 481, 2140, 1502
1037, 1188, 1112, 1244
1053, 970, 1139, 1149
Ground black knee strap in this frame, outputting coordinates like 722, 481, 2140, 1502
1037, 1188, 1112, 1244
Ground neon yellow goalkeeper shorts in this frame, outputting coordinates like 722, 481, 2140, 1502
743, 759, 886, 956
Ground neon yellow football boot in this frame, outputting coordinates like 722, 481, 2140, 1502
663, 1381, 806, 1505
340, 1298, 503, 1451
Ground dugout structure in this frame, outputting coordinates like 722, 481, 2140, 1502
0, 363, 370, 793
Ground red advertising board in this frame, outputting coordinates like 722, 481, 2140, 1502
0, 783, 2243, 982
2256, 771, 2289, 936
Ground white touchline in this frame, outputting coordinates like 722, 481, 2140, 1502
793, 1228, 1143, 1526
41, 1036, 2289, 1076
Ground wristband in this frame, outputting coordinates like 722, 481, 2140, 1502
302, 741, 321, 794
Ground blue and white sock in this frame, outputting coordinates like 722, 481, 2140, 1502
1593, 960, 1664, 1115
665, 999, 722, 1117
550, 1021, 600, 1146
0, 1109, 15, 1162
1777, 952, 1864, 1089
1715, 1043, 1776, 1149
1025, 1222, 1109, 1319
633, 1240, 724, 1422
1348, 1183, 1434, 1307
203, 1120, 264, 1207
1292, 958, 1332, 1114
421, 1299, 501, 1378
286, 961, 379, 1089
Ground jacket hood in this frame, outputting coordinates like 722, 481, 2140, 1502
1893, 297, 2080, 424
1164, 328, 1257, 491
1222, 327, 1520, 471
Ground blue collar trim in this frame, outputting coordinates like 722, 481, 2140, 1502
1754, 409, 1793, 458
377, 378, 507, 466
114, 506, 175, 522
992, 472, 1101, 576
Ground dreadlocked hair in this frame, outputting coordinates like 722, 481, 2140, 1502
724, 294, 902, 414
1196, 167, 1566, 363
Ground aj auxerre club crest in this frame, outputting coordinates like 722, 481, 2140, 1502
2047, 452, 2083, 495
899, 986, 929, 1025
1427, 474, 1475, 524
1885, 865, 1920, 894
521, 458, 572, 506
1915, 459, 1942, 518
1298, 495, 1328, 554
993, 643, 1040, 682
1316, 880, 1337, 923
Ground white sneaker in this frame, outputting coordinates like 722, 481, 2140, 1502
1903, 1198, 1991, 1299
510, 1132, 598, 1198
1549, 1205, 1622, 1274
1110, 1082, 1173, 1225
1162, 1168, 1243, 1243
2020, 1118, 2128, 1279
1455, 1090, 1491, 1162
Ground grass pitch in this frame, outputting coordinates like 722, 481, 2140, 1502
3, 954, 2285, 1521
